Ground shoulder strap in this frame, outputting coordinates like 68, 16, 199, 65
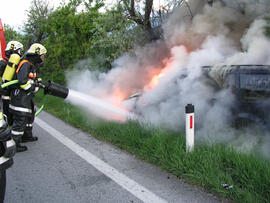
0, 57, 8, 63
16, 59, 32, 73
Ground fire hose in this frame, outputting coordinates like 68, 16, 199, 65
1, 79, 18, 88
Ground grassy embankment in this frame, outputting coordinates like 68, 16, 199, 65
35, 92, 270, 203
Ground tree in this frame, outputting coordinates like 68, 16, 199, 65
23, 0, 54, 47
85, 2, 146, 70
39, 0, 109, 83
19, 0, 156, 84
120, 0, 192, 41
121, 0, 157, 41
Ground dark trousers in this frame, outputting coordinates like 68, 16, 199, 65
10, 103, 35, 142
11, 113, 33, 142
0, 170, 6, 203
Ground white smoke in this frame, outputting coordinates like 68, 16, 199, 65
66, 0, 270, 158
227, 19, 270, 64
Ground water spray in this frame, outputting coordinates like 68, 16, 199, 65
2, 79, 135, 122
38, 81, 138, 121
66, 90, 138, 121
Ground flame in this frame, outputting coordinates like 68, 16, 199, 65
95, 87, 128, 122
148, 72, 164, 89
100, 69, 167, 121
100, 45, 189, 122
113, 88, 126, 106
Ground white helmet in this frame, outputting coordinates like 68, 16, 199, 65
26, 43, 47, 56
5, 40, 24, 56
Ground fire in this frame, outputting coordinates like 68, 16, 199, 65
100, 88, 129, 122
148, 72, 164, 89
100, 66, 169, 122
147, 62, 173, 90
112, 88, 127, 107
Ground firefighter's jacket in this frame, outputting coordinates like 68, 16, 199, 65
0, 56, 14, 102
0, 57, 8, 77
9, 59, 38, 117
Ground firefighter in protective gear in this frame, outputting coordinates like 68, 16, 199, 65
0, 41, 24, 126
0, 112, 16, 202
0, 41, 24, 84
9, 43, 47, 152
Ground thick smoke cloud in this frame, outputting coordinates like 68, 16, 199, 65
66, 0, 270, 158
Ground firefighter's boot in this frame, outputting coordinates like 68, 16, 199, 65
21, 127, 38, 143
14, 137, 27, 152
16, 143, 28, 152
21, 136, 38, 143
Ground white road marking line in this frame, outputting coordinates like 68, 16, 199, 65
35, 118, 167, 203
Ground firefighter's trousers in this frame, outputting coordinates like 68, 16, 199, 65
10, 112, 34, 143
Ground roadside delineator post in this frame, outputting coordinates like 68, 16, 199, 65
185, 104, 194, 152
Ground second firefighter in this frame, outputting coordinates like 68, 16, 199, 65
9, 43, 47, 152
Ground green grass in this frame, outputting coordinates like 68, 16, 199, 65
35, 92, 270, 203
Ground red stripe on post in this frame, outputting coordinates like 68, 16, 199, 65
190, 115, 193, 129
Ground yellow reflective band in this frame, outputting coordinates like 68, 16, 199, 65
20, 80, 31, 90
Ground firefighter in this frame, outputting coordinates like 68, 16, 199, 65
0, 112, 16, 202
0, 41, 24, 126
9, 43, 47, 152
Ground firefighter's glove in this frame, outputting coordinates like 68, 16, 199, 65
2, 139, 16, 158
36, 78, 46, 89
33, 78, 42, 93
36, 78, 42, 85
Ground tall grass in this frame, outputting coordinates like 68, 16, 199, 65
35, 92, 270, 202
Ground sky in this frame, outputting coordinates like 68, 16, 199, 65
0, 0, 69, 29
1, 0, 165, 30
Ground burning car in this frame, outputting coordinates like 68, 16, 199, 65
126, 64, 270, 129
203, 64, 270, 129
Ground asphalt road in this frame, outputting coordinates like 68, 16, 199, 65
4, 111, 223, 203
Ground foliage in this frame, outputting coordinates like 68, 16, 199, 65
86, 3, 145, 71
35, 0, 145, 84
2, 0, 152, 85
40, 0, 89, 84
